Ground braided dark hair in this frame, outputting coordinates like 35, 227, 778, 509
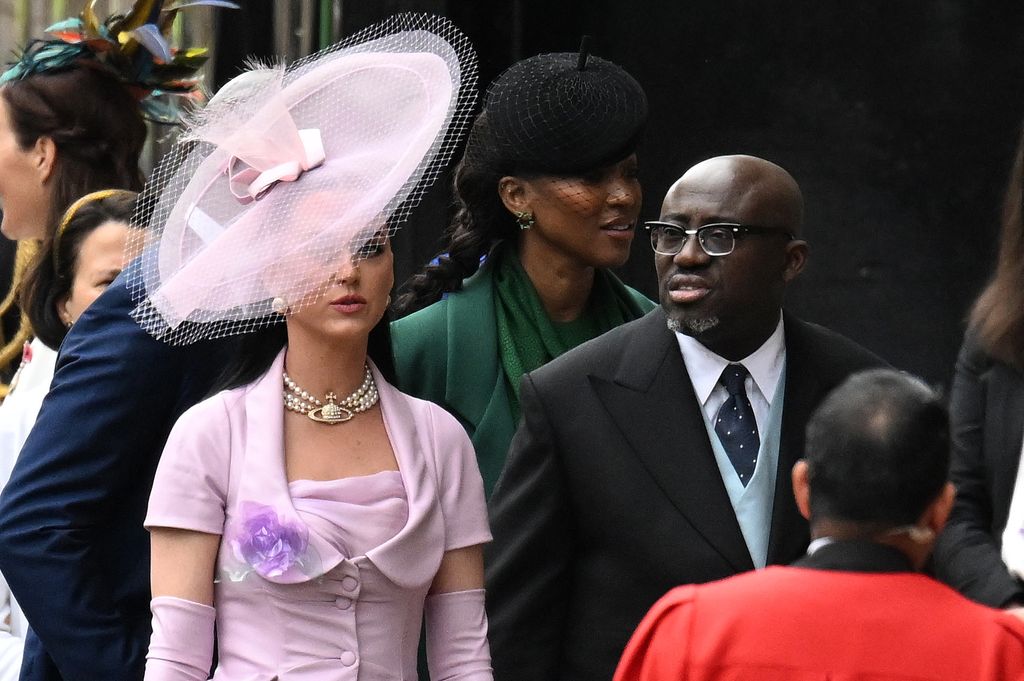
394, 112, 520, 315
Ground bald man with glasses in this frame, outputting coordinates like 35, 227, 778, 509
485, 155, 888, 681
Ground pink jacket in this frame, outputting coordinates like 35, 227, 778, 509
146, 351, 491, 680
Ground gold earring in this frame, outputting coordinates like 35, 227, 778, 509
515, 211, 535, 230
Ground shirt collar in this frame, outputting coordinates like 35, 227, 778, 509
795, 539, 916, 574
806, 537, 835, 555
675, 314, 786, 405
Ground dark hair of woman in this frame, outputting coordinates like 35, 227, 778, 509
1, 66, 147, 232
970, 126, 1024, 370
21, 190, 138, 350
211, 316, 397, 397
394, 113, 519, 315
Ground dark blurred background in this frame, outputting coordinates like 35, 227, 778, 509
8, 0, 1022, 386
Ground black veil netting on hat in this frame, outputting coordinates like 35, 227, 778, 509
473, 48, 648, 176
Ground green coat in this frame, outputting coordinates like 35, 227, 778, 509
391, 261, 654, 497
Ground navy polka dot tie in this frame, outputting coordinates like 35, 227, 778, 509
715, 364, 760, 486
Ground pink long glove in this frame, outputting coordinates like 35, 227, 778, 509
145, 596, 215, 681
425, 588, 492, 681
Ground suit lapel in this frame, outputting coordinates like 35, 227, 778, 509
591, 310, 753, 572
768, 316, 819, 564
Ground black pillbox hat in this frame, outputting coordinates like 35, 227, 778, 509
479, 47, 648, 175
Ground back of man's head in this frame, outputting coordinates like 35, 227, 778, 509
804, 369, 949, 529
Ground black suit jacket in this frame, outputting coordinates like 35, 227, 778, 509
933, 333, 1024, 608
0, 265, 236, 681
485, 308, 886, 681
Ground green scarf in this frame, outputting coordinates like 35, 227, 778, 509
494, 246, 648, 419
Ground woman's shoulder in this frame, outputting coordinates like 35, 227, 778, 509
390, 301, 451, 399
393, 261, 496, 329
178, 351, 283, 427
391, 295, 451, 341
624, 284, 657, 313
383, 383, 468, 451
393, 266, 494, 332
172, 384, 250, 432
387, 383, 458, 426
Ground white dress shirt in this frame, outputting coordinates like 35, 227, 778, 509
1001, 438, 1024, 579
0, 338, 55, 680
674, 315, 787, 434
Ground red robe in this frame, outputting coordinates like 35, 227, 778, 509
615, 542, 1024, 681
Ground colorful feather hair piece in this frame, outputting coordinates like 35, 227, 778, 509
0, 0, 238, 124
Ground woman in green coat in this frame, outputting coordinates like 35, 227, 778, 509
391, 47, 654, 497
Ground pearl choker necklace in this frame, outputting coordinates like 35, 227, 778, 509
283, 364, 378, 424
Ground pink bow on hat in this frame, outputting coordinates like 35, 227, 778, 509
227, 128, 326, 203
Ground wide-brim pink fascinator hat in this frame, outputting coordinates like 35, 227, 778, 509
128, 14, 477, 344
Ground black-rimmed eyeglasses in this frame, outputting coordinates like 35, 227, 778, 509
645, 221, 794, 257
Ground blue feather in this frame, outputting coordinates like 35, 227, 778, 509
164, 1, 240, 9
140, 97, 186, 124
131, 24, 172, 63
44, 18, 85, 36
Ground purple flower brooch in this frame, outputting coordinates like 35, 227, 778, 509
223, 502, 315, 581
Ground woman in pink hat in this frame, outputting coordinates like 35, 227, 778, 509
0, 4, 219, 678
138, 15, 492, 681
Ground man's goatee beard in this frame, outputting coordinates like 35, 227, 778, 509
666, 316, 720, 335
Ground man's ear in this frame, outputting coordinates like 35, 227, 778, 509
791, 459, 812, 521
922, 482, 956, 535
782, 238, 809, 283
34, 135, 57, 184
497, 175, 530, 215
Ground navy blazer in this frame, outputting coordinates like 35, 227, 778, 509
485, 308, 887, 681
0, 265, 236, 681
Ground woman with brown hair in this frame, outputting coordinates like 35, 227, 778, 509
0, 0, 220, 390
0, 62, 146, 384
934, 127, 1024, 610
